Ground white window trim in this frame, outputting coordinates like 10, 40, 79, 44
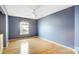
20, 21, 29, 35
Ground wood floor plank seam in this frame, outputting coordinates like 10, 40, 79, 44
2, 36, 78, 54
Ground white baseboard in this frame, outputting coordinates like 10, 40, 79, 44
75, 47, 79, 52
39, 37, 78, 54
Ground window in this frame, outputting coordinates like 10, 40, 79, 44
20, 21, 29, 35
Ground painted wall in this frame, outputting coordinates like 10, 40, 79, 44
9, 16, 37, 39
75, 5, 79, 51
0, 11, 6, 47
38, 6, 74, 48
0, 6, 8, 47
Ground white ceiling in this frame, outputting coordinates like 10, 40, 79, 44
5, 5, 73, 19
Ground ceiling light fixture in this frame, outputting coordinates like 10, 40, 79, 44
31, 5, 41, 19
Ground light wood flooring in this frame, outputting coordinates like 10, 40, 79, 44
2, 36, 77, 54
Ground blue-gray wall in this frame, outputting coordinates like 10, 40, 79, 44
75, 5, 79, 51
38, 6, 74, 48
9, 16, 37, 39
0, 9, 6, 47
0, 12, 5, 35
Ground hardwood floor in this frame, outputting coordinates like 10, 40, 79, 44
2, 36, 77, 54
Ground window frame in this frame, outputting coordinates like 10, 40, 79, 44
20, 21, 29, 35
